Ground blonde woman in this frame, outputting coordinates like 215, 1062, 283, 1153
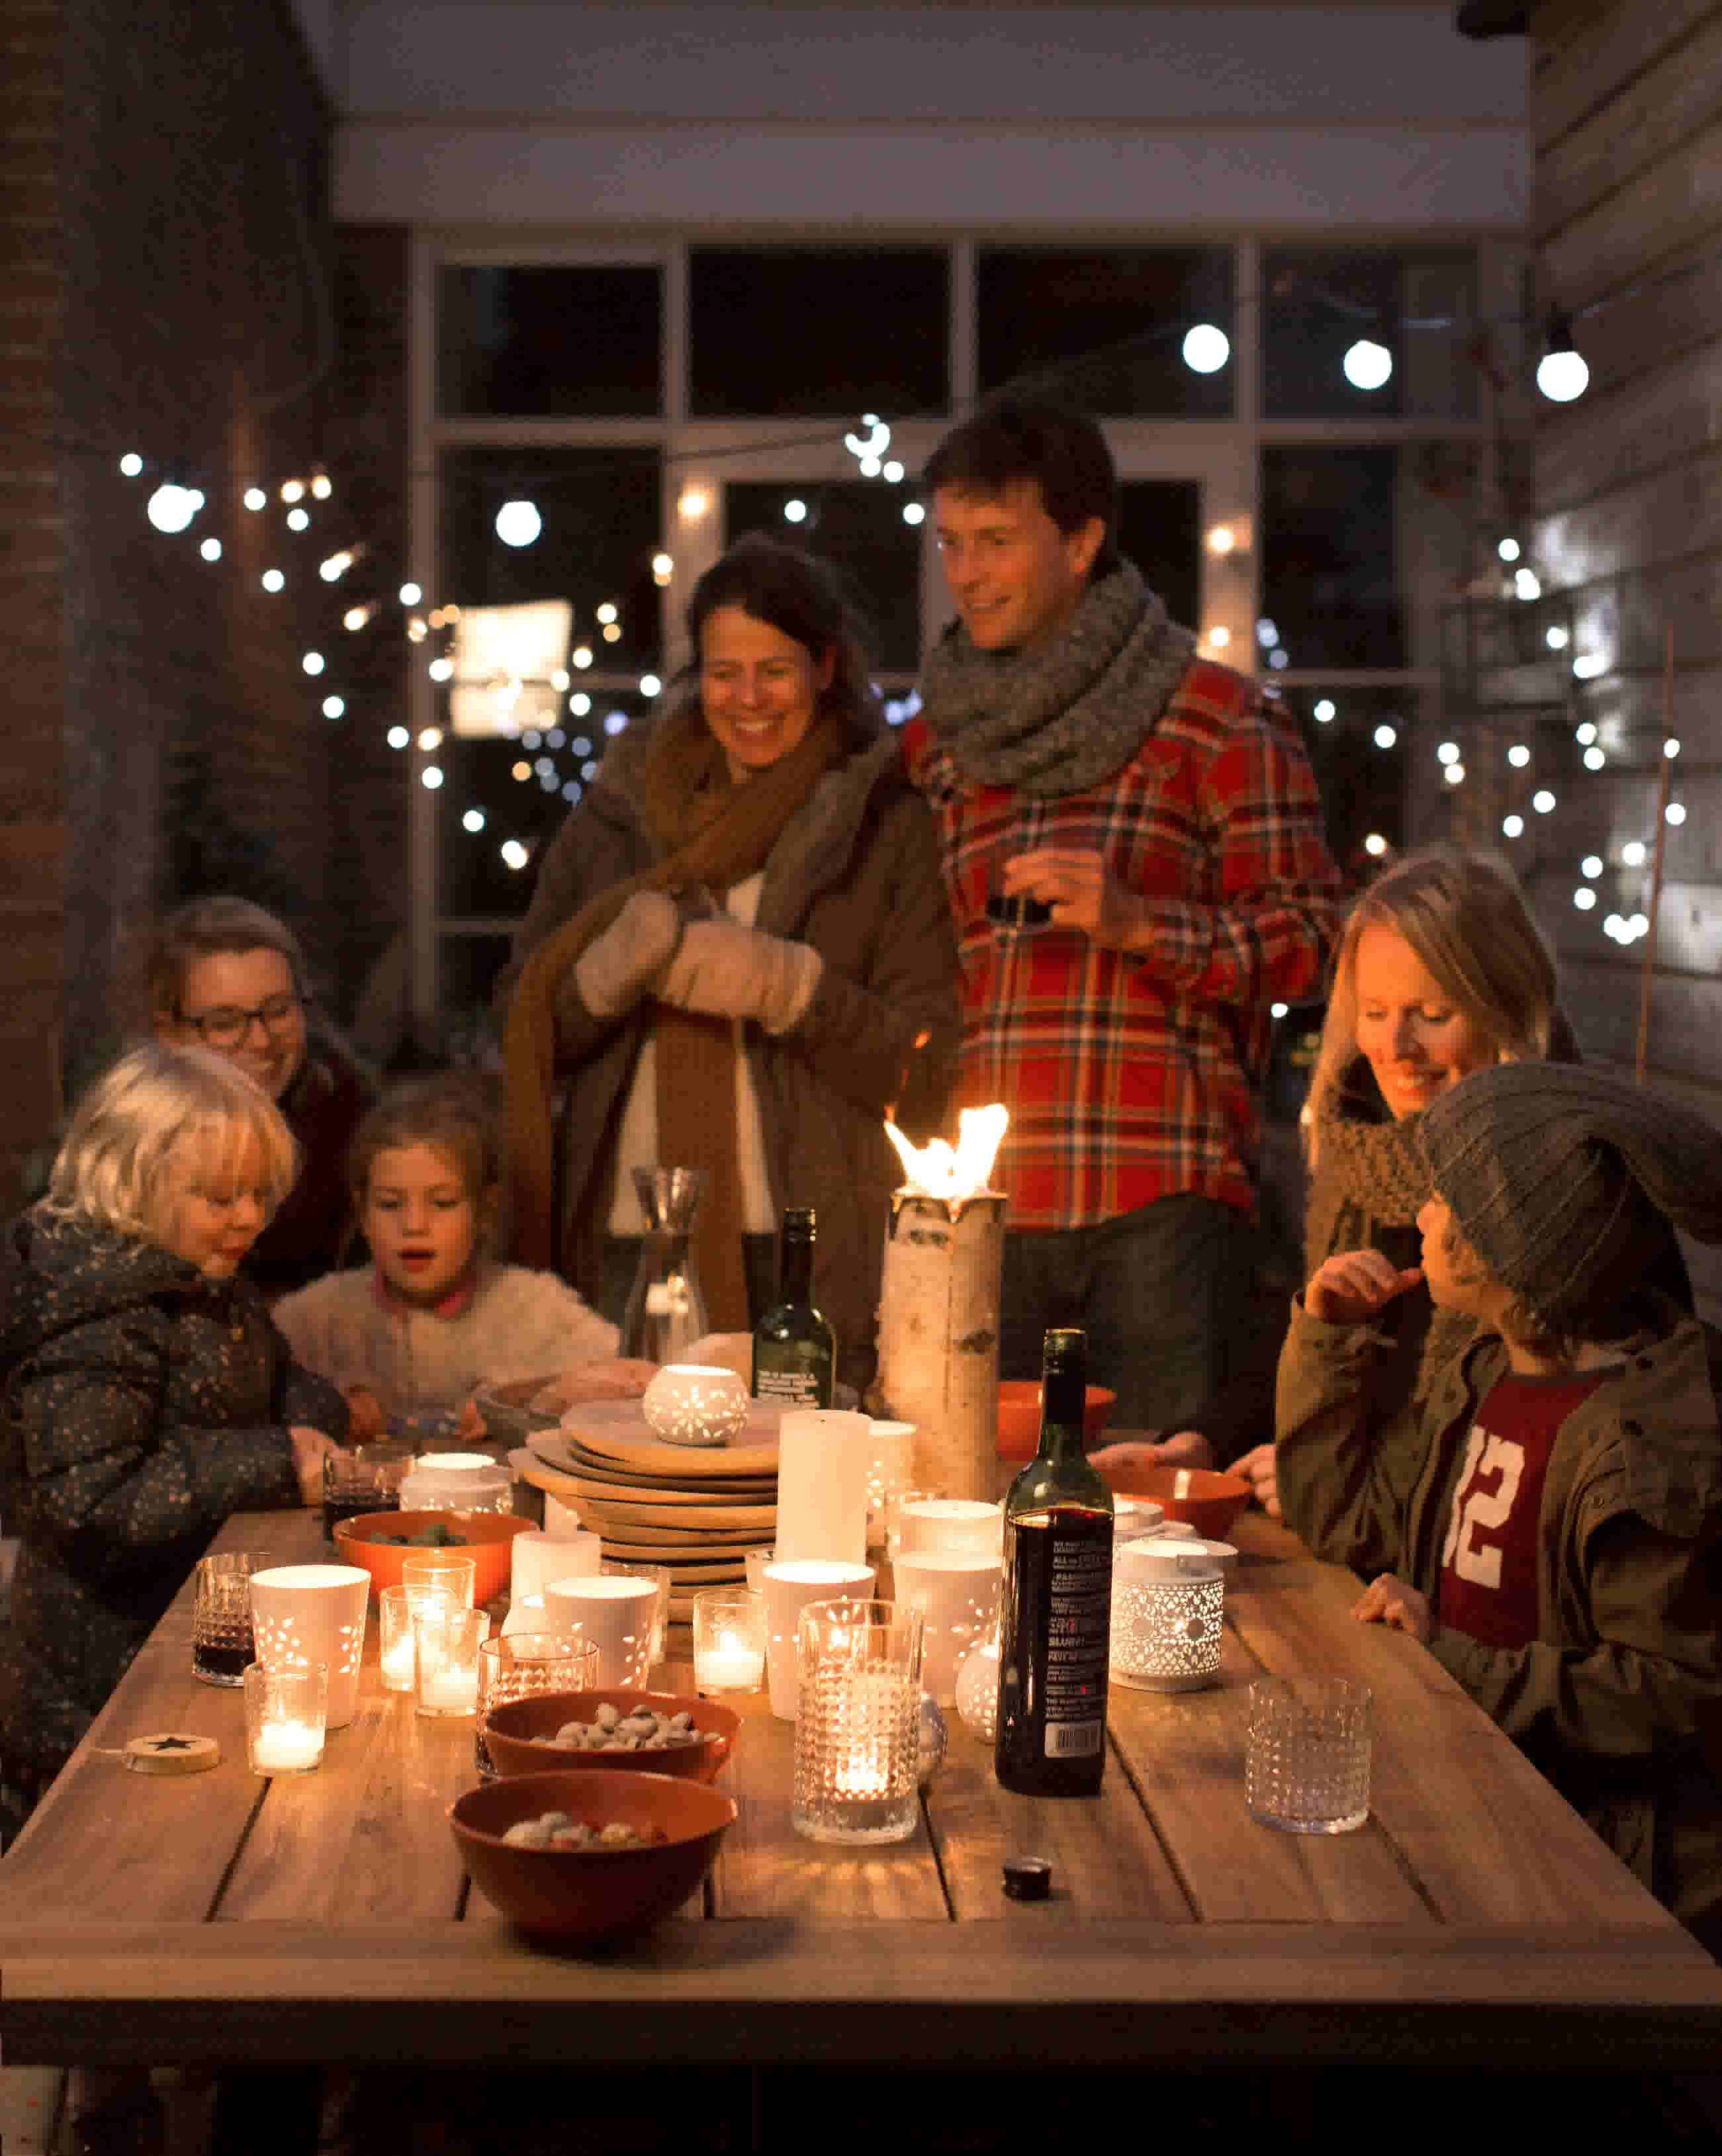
0, 1043, 347, 1844
1093, 846, 1564, 1509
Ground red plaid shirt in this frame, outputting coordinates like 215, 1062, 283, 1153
903, 660, 1339, 1230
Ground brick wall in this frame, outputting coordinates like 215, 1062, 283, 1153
0, 0, 410, 1207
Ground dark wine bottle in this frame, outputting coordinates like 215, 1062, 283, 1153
994, 1327, 1114, 1796
751, 1206, 836, 1408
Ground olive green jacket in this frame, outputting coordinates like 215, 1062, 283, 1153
1277, 1292, 1722, 1950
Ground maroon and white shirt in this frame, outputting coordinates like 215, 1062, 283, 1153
1437, 1369, 1610, 1649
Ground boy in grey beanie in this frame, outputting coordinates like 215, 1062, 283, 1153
1276, 1061, 1722, 1955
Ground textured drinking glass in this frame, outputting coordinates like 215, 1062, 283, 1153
692, 1589, 766, 1694
244, 1660, 328, 1776
321, 1451, 399, 1544
414, 1605, 490, 1717
192, 1552, 256, 1687
792, 1598, 924, 1845
401, 1551, 477, 1610
1244, 1676, 1373, 1834
475, 1632, 598, 1780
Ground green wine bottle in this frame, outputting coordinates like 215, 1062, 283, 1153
751, 1206, 836, 1408
995, 1327, 1114, 1796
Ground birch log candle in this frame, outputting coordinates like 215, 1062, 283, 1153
875, 1108, 1009, 1504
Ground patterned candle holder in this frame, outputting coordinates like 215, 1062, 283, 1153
641, 1363, 750, 1447
792, 1598, 925, 1845
1109, 1535, 1224, 1693
864, 1421, 916, 1553
475, 1631, 598, 1779
248, 1564, 369, 1729
953, 1621, 1001, 1742
398, 1453, 514, 1515
891, 1550, 1001, 1706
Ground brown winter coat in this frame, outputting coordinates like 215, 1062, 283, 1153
496, 728, 960, 1393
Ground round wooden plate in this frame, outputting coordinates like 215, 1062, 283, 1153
553, 1403, 782, 1476
531, 1435, 775, 1496
576, 1492, 778, 1531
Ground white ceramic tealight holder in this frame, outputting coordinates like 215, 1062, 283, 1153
398, 1452, 513, 1515
248, 1564, 370, 1729
892, 1550, 1003, 1705
641, 1363, 751, 1447
1112, 1497, 1166, 1543
896, 1497, 1003, 1562
761, 1558, 876, 1719
1109, 1536, 1224, 1693
864, 1420, 916, 1551
510, 1527, 602, 1603
776, 1410, 872, 1566
542, 1574, 660, 1687
541, 1492, 584, 1540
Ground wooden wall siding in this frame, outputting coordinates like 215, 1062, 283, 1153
1510, 0, 1722, 1108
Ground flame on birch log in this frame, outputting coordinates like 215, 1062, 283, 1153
875, 1108, 1009, 1501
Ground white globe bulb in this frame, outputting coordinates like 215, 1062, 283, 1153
146, 483, 199, 534
1343, 339, 1393, 392
494, 498, 542, 548
1537, 347, 1590, 402
1181, 323, 1230, 375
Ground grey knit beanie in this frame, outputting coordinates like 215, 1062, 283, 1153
1420, 1063, 1722, 1328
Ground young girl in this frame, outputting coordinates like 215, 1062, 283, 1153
0, 1042, 347, 1844
273, 1074, 650, 1435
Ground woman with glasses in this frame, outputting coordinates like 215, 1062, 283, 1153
141, 896, 376, 1296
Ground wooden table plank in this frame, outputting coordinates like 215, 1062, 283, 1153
5, 1918, 1720, 2070
1226, 1518, 1672, 1929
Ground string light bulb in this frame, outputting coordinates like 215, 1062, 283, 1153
1205, 525, 1236, 556
1502, 814, 1524, 838
285, 507, 310, 532
280, 478, 305, 504
199, 537, 222, 562
1536, 306, 1590, 402
903, 502, 926, 525
310, 469, 332, 500
243, 487, 267, 512
1621, 840, 1647, 866
118, 453, 144, 477
494, 498, 542, 548
322, 696, 345, 719
1343, 339, 1393, 391
146, 483, 203, 534
1181, 323, 1230, 374
678, 484, 711, 521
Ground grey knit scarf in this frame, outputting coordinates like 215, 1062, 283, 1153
918, 562, 1197, 798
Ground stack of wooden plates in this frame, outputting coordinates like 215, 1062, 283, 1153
523, 1401, 782, 1621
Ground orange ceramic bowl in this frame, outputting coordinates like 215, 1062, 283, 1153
332, 1508, 531, 1604
996, 1382, 1118, 1462
449, 1768, 735, 1944
482, 1688, 739, 1785
1094, 1462, 1251, 1539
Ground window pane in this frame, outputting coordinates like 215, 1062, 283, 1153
1116, 480, 1202, 632
690, 248, 948, 417
1263, 247, 1476, 420
977, 249, 1234, 416
437, 689, 657, 917
724, 481, 925, 672
1275, 685, 1408, 876
1260, 445, 1406, 670
436, 265, 662, 417
439, 445, 663, 668
435, 932, 514, 1060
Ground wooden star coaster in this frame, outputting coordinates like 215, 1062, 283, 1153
122, 1732, 221, 1775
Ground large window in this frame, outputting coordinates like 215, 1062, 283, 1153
410, 236, 1498, 1044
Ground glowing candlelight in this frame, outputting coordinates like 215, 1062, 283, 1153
380, 1635, 416, 1689
252, 1718, 322, 1772
420, 1664, 478, 1714
884, 1104, 1008, 1200
837, 1745, 891, 1801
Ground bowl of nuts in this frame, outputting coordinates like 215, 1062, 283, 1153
449, 1769, 736, 1944
482, 1689, 739, 1785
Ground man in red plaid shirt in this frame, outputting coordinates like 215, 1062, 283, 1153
902, 396, 1339, 1429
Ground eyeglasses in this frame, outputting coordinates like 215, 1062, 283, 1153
177, 993, 304, 1051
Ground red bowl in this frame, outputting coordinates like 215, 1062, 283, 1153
449, 1768, 735, 1945
996, 1382, 1117, 1461
332, 1508, 531, 1605
1093, 1462, 1250, 1539
483, 1689, 739, 1784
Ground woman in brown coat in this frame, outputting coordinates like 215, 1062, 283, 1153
498, 537, 959, 1397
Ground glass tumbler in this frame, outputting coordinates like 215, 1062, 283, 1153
244, 1660, 328, 1775
475, 1631, 599, 1780
401, 1550, 477, 1610
1244, 1676, 1373, 1834
322, 1452, 400, 1544
192, 1552, 256, 1687
414, 1605, 490, 1717
792, 1598, 924, 1845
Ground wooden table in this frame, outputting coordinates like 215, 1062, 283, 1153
3, 1505, 1721, 2081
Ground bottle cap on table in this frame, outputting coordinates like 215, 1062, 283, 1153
1001, 1855, 1052, 1901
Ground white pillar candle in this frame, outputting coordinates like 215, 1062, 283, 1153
542, 1493, 584, 1539
510, 1527, 601, 1602
775, 1409, 872, 1566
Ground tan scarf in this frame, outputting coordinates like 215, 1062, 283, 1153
503, 701, 847, 1325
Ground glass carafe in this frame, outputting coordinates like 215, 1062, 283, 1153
621, 1166, 711, 1363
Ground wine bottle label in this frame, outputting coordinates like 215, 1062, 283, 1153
1041, 1529, 1110, 1759
754, 1363, 824, 1406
